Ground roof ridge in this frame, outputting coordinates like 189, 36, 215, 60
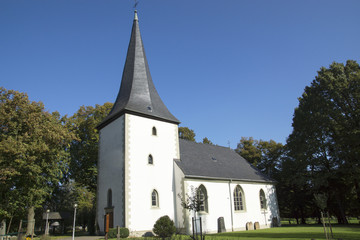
179, 138, 234, 151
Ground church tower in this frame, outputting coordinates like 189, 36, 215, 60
96, 11, 180, 235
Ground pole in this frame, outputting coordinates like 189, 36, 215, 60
228, 180, 234, 232
321, 211, 328, 240
45, 210, 50, 235
72, 204, 78, 240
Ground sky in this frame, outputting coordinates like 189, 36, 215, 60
1, 0, 359, 148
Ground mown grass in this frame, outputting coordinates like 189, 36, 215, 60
125, 224, 360, 240
210, 224, 360, 240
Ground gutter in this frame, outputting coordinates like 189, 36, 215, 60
184, 175, 276, 184
228, 179, 234, 232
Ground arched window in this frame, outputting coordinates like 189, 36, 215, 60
152, 127, 157, 136
148, 154, 153, 164
197, 185, 208, 213
107, 189, 112, 207
259, 189, 267, 210
234, 185, 245, 211
151, 190, 159, 207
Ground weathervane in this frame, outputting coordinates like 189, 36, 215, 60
133, 0, 139, 9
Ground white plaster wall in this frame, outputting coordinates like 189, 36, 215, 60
97, 116, 125, 232
126, 114, 179, 233
183, 179, 279, 234
173, 163, 186, 232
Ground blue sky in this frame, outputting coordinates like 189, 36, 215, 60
1, 0, 359, 147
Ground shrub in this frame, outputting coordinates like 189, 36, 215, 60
119, 227, 129, 238
153, 215, 176, 240
39, 235, 51, 240
108, 227, 129, 238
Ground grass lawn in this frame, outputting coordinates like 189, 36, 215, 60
126, 224, 360, 240
206, 224, 360, 240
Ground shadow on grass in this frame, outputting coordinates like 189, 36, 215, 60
209, 224, 360, 240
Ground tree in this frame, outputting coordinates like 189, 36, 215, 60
178, 186, 208, 238
235, 137, 283, 177
287, 60, 360, 222
67, 103, 113, 193
152, 215, 176, 240
178, 186, 205, 215
202, 137, 213, 145
66, 103, 113, 233
178, 127, 196, 142
235, 137, 262, 166
257, 140, 283, 178
0, 88, 74, 234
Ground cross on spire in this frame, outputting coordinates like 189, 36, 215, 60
133, 0, 139, 9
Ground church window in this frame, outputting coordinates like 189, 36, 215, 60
259, 189, 267, 210
151, 190, 159, 207
148, 154, 153, 164
152, 127, 157, 136
234, 185, 245, 211
107, 189, 112, 207
197, 185, 208, 213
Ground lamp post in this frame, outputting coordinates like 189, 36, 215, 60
45, 209, 50, 235
72, 203, 78, 240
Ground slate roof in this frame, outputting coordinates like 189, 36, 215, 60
175, 139, 274, 183
98, 11, 179, 129
42, 212, 71, 220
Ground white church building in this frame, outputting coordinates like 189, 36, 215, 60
96, 11, 280, 237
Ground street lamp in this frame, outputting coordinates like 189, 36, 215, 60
45, 209, 50, 235
72, 203, 78, 240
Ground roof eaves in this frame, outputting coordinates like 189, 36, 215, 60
183, 175, 276, 184
97, 109, 180, 130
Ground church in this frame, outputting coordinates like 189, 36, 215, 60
96, 11, 280, 237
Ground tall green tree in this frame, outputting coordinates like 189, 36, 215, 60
236, 137, 283, 176
235, 137, 262, 166
0, 88, 74, 234
257, 140, 283, 178
178, 127, 196, 142
287, 60, 360, 222
66, 103, 112, 233
67, 103, 113, 193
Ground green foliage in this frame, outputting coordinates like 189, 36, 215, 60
0, 87, 75, 220
153, 215, 176, 240
286, 60, 360, 222
236, 137, 283, 178
236, 137, 262, 166
67, 103, 113, 193
108, 227, 129, 238
64, 103, 112, 232
202, 137, 213, 145
178, 127, 196, 142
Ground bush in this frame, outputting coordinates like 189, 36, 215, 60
39, 235, 51, 240
108, 227, 129, 238
153, 215, 176, 240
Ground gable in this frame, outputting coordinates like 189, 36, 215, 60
175, 139, 274, 183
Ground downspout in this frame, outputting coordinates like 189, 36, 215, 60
228, 179, 234, 232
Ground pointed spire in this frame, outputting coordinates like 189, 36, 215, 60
134, 10, 138, 21
98, 11, 179, 129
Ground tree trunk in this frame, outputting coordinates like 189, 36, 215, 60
336, 197, 348, 224
0, 219, 6, 237
354, 178, 360, 212
300, 207, 306, 224
26, 206, 35, 236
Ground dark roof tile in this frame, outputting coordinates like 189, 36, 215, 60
98, 11, 179, 129
176, 139, 274, 183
